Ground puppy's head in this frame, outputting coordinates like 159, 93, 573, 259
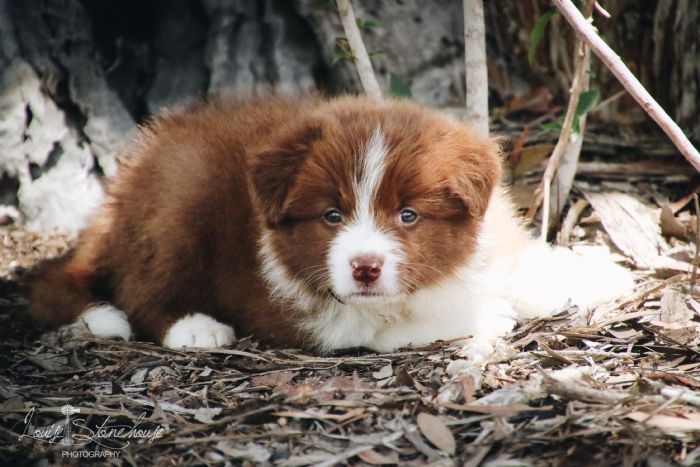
251, 98, 501, 308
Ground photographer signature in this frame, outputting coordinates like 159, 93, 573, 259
18, 406, 166, 449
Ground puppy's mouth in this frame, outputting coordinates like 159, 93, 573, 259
349, 291, 385, 297
328, 287, 400, 306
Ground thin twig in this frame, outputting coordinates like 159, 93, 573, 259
592, 89, 626, 113
552, 0, 700, 172
527, 28, 590, 239
336, 0, 383, 102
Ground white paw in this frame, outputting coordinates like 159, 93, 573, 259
457, 337, 513, 367
162, 313, 235, 349
470, 296, 518, 338
79, 304, 133, 341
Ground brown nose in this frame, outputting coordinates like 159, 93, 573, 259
350, 254, 384, 285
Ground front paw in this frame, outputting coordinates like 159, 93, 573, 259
162, 313, 235, 349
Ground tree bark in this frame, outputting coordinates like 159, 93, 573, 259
463, 0, 488, 136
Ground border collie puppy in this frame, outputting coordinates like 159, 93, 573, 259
27, 95, 633, 352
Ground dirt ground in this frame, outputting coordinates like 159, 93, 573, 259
1, 162, 700, 465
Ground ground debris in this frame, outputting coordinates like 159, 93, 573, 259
2, 208, 700, 465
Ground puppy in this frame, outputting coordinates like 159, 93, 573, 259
26, 95, 633, 352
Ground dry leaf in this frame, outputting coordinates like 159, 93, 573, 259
372, 364, 392, 380
508, 125, 529, 167
513, 143, 554, 178
251, 370, 297, 387
27, 354, 70, 372
648, 373, 700, 390
215, 441, 271, 463
506, 86, 551, 114
416, 412, 456, 455
273, 383, 315, 404
460, 375, 476, 403
669, 186, 700, 213
626, 411, 700, 432
394, 363, 414, 388
193, 407, 222, 424
660, 204, 687, 238
607, 327, 643, 340
509, 183, 539, 211
357, 448, 400, 465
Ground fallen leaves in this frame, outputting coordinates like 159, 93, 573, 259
3, 207, 700, 466
416, 412, 456, 455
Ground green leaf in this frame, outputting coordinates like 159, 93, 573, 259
356, 19, 378, 30
541, 119, 563, 132
575, 89, 600, 117
541, 89, 599, 135
333, 37, 355, 64
368, 49, 386, 58
528, 9, 557, 65
572, 116, 580, 135
332, 52, 348, 65
389, 73, 412, 99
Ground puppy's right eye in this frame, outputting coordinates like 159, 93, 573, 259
323, 209, 343, 224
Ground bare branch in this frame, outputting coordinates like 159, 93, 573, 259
336, 0, 383, 102
552, 0, 700, 172
463, 0, 489, 137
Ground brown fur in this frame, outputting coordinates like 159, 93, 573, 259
26, 94, 502, 348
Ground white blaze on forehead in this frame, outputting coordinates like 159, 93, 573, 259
328, 128, 404, 299
354, 128, 388, 223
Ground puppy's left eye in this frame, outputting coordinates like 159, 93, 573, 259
324, 208, 343, 224
399, 208, 418, 224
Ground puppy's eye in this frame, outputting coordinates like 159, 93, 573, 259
399, 208, 418, 224
323, 209, 343, 224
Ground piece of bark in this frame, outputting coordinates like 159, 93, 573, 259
582, 190, 668, 269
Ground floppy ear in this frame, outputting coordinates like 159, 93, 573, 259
447, 136, 502, 219
250, 120, 324, 226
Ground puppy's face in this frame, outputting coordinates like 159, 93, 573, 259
252, 99, 501, 307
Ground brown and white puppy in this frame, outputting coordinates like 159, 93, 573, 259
26, 95, 633, 352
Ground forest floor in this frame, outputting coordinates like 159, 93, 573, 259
1, 127, 700, 466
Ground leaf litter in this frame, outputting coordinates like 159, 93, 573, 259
1, 171, 700, 465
